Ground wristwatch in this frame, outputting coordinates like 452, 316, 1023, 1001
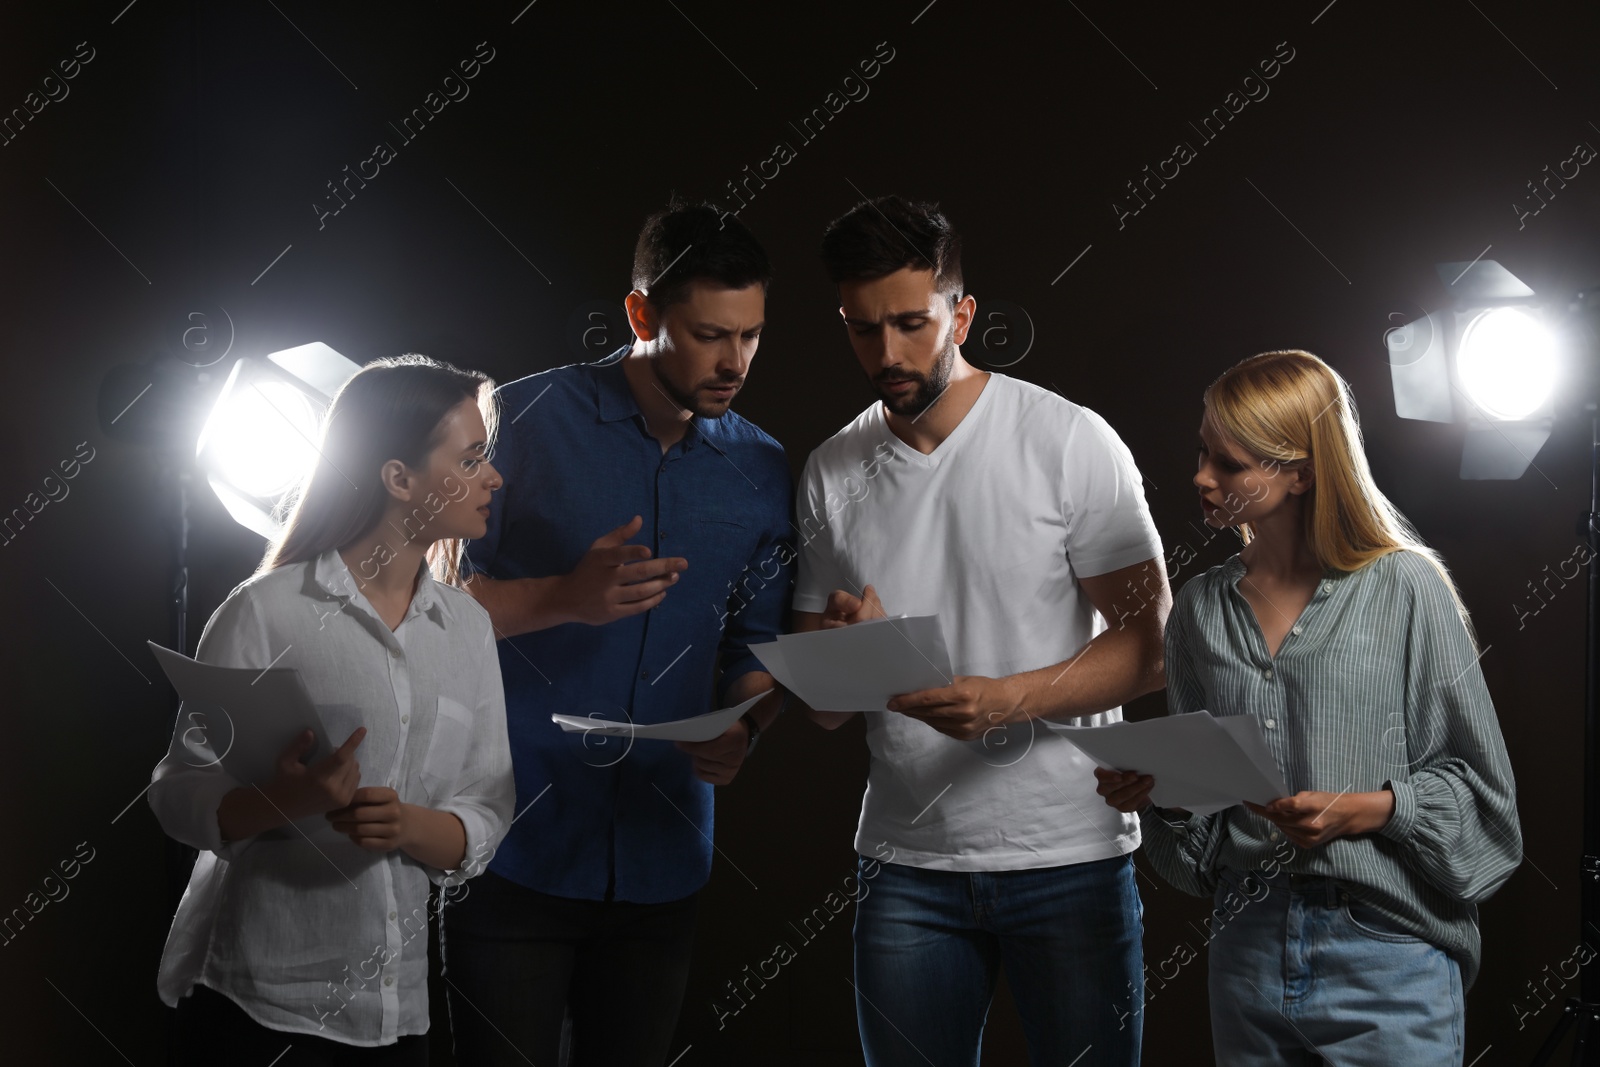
740, 711, 762, 756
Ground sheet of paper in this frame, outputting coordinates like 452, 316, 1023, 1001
1214, 715, 1293, 798
1055, 711, 1290, 816
551, 689, 770, 742
750, 615, 953, 712
750, 640, 788, 687
148, 641, 333, 788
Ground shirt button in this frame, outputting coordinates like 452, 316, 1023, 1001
1292, 625, 1303, 635
383, 976, 394, 987
388, 911, 398, 921
1321, 581, 1333, 594
1263, 668, 1273, 680
389, 646, 400, 658
1269, 830, 1282, 841
640, 670, 649, 680
401, 714, 409, 725
1264, 718, 1277, 729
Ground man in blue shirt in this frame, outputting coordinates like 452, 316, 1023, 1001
441, 202, 793, 1067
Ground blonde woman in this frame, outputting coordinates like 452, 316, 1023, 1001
149, 355, 515, 1064
1096, 350, 1520, 1065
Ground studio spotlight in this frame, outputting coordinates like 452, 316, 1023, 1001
1384, 259, 1562, 479
1455, 307, 1558, 421
194, 342, 360, 539
1391, 264, 1600, 1065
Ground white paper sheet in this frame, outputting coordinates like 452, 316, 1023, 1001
551, 689, 770, 742
1054, 711, 1291, 816
147, 641, 334, 788
749, 615, 953, 712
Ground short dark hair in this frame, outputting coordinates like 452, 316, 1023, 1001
632, 199, 771, 311
820, 196, 963, 307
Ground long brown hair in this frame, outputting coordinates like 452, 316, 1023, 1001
259, 354, 498, 588
1204, 349, 1475, 643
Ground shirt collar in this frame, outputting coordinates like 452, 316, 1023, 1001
1223, 552, 1341, 587
311, 546, 454, 626
590, 349, 729, 455
593, 348, 641, 424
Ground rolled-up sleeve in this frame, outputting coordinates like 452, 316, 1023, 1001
430, 604, 516, 886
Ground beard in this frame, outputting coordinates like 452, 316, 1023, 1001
874, 323, 956, 418
652, 360, 741, 419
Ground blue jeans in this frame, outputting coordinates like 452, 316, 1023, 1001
1208, 868, 1463, 1066
853, 852, 1143, 1067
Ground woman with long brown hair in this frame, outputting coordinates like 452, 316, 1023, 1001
1097, 350, 1520, 1065
149, 354, 515, 1064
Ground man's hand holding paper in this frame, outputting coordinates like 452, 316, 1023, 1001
886, 677, 1026, 742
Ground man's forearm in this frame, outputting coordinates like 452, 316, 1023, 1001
1012, 624, 1164, 722
724, 670, 784, 730
464, 575, 569, 638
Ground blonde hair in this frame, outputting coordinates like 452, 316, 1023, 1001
1204, 349, 1475, 643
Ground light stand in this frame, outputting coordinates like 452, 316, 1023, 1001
1530, 406, 1600, 1065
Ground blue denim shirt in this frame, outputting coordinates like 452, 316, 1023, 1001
465, 352, 794, 903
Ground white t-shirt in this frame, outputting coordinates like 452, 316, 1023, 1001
795, 373, 1163, 871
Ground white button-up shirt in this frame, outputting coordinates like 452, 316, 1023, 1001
149, 547, 515, 1046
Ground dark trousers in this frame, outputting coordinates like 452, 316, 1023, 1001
172, 983, 429, 1066
440, 870, 699, 1067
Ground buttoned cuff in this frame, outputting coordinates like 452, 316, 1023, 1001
1378, 780, 1416, 843
1141, 804, 1194, 833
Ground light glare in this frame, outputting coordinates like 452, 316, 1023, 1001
1455, 307, 1557, 421
201, 381, 320, 498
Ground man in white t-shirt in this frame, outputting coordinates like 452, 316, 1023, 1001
795, 196, 1170, 1066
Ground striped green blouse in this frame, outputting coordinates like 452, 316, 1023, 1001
1138, 547, 1522, 989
